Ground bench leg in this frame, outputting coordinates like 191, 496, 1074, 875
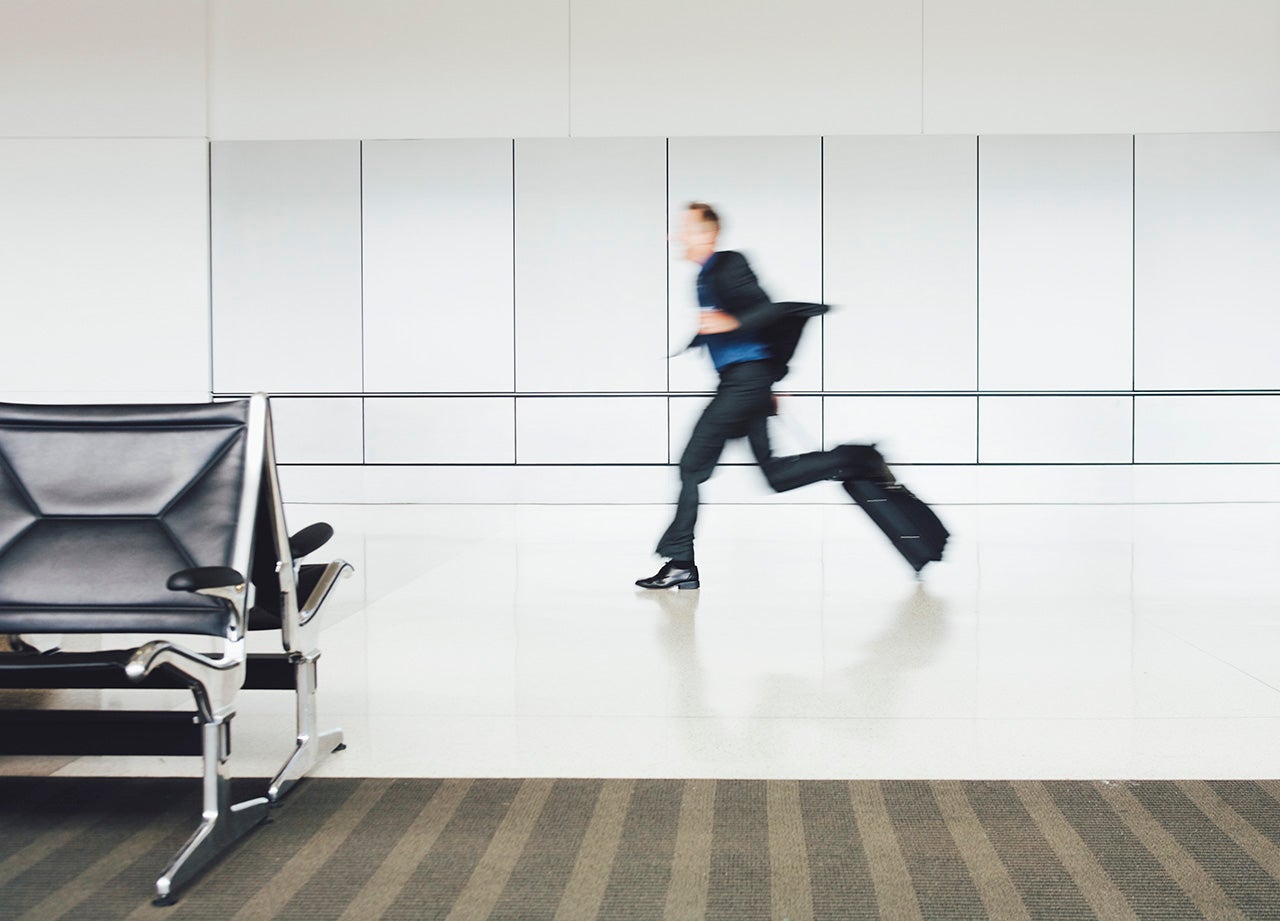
267, 652, 345, 804
154, 717, 269, 905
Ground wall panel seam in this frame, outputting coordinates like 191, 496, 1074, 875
206, 140, 214, 399
975, 134, 981, 463
819, 135, 826, 447
1131, 133, 1136, 464
360, 140, 367, 463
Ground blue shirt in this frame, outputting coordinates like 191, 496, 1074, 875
697, 253, 771, 372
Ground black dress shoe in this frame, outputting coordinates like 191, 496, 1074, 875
636, 561, 700, 590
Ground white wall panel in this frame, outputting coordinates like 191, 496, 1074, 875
823, 136, 977, 391
0, 139, 209, 401
823, 397, 977, 464
980, 397, 1132, 464
0, 0, 205, 138
1135, 134, 1280, 391
669, 396, 823, 466
283, 463, 1280, 505
211, 141, 362, 394
278, 465, 675, 505
1136, 397, 1280, 464
210, 0, 568, 139
515, 139, 667, 392
517, 398, 667, 464
924, 1, 1280, 134
270, 398, 363, 464
978, 136, 1132, 391
690, 465, 843, 504
365, 398, 514, 464
668, 137, 823, 393
571, 0, 920, 136
363, 140, 514, 394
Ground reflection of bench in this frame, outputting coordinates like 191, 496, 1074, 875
0, 395, 351, 903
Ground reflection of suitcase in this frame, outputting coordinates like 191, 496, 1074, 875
843, 479, 949, 573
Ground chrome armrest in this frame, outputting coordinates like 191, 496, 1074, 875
126, 639, 245, 722
125, 641, 236, 681
299, 559, 353, 628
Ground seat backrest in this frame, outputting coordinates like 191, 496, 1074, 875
243, 406, 309, 632
0, 400, 263, 637
248, 476, 288, 627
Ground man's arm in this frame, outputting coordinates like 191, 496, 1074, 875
715, 251, 783, 333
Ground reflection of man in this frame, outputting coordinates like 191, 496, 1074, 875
637, 203, 890, 591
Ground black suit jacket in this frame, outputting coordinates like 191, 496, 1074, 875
686, 249, 829, 382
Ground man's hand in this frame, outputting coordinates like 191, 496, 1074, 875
699, 310, 741, 334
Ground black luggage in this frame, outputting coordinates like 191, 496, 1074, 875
843, 478, 949, 573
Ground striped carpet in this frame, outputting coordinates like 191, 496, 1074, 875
4, 778, 1280, 919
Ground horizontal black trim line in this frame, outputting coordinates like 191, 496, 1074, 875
214, 390, 1280, 399
275, 461, 1280, 468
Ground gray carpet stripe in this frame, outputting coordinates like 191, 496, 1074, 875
488, 779, 604, 921
707, 780, 771, 921
798, 780, 878, 920
662, 779, 714, 921
882, 780, 987, 920
551, 778, 634, 921
1012, 781, 1140, 921
1131, 781, 1280, 919
1252, 779, 1280, 811
767, 780, 814, 921
0, 777, 93, 858
445, 778, 554, 921
230, 778, 392, 921
0, 777, 144, 868
1094, 780, 1248, 921
302, 779, 445, 918
82, 820, 198, 921
273, 778, 445, 921
1176, 781, 1280, 919
598, 778, 683, 921
15, 814, 175, 921
933, 781, 1031, 921
0, 822, 85, 891
335, 778, 472, 921
385, 778, 525, 921
848, 780, 923, 921
162, 777, 367, 921
963, 781, 1095, 921
1046, 780, 1202, 920
8, 778, 1280, 919
2, 781, 167, 921
1257, 780, 1280, 814
1208, 781, 1280, 850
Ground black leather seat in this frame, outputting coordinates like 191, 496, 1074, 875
0, 395, 351, 903
0, 401, 250, 637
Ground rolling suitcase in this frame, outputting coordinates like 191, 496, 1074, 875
843, 478, 949, 573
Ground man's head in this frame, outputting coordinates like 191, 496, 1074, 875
676, 202, 720, 264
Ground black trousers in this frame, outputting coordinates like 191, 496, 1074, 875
656, 360, 850, 559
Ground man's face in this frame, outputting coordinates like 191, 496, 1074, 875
676, 209, 716, 263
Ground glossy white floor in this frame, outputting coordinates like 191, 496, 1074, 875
19, 496, 1280, 780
